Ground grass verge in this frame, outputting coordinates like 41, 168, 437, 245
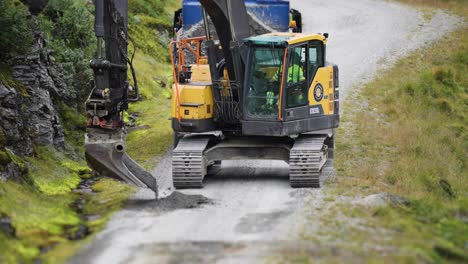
126, 53, 174, 170
0, 153, 134, 263
298, 1, 467, 262
125, 0, 181, 169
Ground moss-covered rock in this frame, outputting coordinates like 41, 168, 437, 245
5, 149, 27, 174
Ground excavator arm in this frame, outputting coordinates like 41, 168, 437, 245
199, 0, 251, 80
84, 0, 263, 194
84, 0, 157, 195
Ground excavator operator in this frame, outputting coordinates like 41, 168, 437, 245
270, 50, 306, 106
272, 50, 305, 83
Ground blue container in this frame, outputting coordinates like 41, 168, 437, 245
182, 0, 290, 33
246, 0, 290, 32
182, 0, 204, 29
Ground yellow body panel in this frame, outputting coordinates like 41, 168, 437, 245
172, 82, 214, 120
190, 64, 212, 82
308, 66, 334, 115
261, 32, 327, 45
172, 63, 214, 120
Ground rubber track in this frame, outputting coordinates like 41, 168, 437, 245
172, 137, 210, 188
289, 136, 328, 188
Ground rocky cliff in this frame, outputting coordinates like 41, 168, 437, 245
0, 20, 78, 181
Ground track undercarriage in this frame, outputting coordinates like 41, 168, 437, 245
172, 133, 332, 188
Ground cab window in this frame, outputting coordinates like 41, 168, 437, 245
245, 47, 285, 119
308, 41, 324, 86
286, 45, 307, 108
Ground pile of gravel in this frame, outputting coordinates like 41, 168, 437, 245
129, 191, 213, 212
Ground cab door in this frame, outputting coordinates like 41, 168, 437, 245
307, 40, 334, 117
283, 44, 309, 121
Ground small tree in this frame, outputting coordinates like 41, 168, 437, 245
0, 0, 33, 61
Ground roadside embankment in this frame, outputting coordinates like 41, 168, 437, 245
298, 1, 467, 262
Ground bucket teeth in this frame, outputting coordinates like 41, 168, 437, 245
85, 127, 158, 196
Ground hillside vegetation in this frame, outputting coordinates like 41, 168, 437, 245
0, 0, 180, 262
125, 0, 180, 169
319, 1, 467, 262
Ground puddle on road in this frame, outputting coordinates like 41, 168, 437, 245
235, 210, 292, 234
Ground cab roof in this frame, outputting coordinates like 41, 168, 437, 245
244, 33, 327, 46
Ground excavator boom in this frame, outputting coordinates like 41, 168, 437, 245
199, 0, 251, 80
84, 0, 157, 195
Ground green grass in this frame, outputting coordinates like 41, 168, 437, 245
125, 0, 181, 169
310, 1, 468, 262
126, 53, 174, 169
28, 146, 88, 195
0, 172, 134, 263
0, 139, 134, 263
0, 181, 80, 263
335, 24, 467, 199
0, 64, 29, 97
57, 103, 88, 155
396, 0, 468, 17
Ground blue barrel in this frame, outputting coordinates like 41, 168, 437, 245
182, 0, 290, 33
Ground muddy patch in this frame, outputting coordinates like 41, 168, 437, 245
125, 240, 328, 264
235, 210, 292, 234
128, 191, 213, 212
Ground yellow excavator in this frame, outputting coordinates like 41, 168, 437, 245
84, 0, 339, 195
170, 0, 339, 188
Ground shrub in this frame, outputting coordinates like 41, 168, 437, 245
129, 0, 165, 18
0, 0, 33, 61
41, 0, 95, 107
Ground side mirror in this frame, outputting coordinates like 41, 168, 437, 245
323, 33, 329, 39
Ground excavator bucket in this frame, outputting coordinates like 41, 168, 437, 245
85, 128, 158, 196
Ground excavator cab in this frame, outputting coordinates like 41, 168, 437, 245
241, 33, 339, 137
244, 38, 315, 119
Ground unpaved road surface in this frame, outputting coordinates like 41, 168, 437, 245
72, 1, 460, 263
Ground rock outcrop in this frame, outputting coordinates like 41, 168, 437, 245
357, 193, 411, 207
0, 24, 78, 182
11, 53, 66, 148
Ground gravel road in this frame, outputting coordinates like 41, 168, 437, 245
71, 1, 460, 263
